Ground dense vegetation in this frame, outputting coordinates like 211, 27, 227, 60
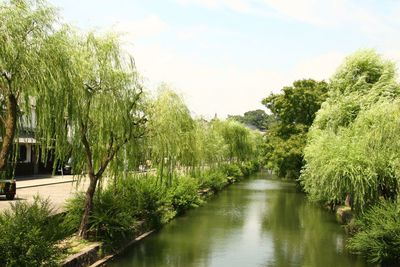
299, 50, 400, 264
2, 0, 400, 265
0, 0, 263, 265
255, 50, 400, 264
300, 50, 400, 209
228, 109, 272, 131
261, 79, 328, 179
0, 197, 65, 267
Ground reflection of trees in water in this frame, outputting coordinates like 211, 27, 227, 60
111, 186, 252, 267
111, 179, 370, 267
262, 183, 369, 267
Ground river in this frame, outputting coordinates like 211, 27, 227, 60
108, 172, 371, 267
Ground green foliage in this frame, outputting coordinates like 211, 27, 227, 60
347, 201, 400, 265
147, 85, 197, 185
0, 0, 59, 173
228, 109, 272, 131
62, 193, 85, 234
222, 163, 243, 178
0, 197, 63, 267
262, 79, 328, 179
63, 176, 172, 244
143, 88, 263, 188
113, 175, 174, 227
36, 31, 146, 177
167, 176, 203, 215
213, 119, 260, 163
64, 191, 136, 247
301, 49, 400, 210
239, 161, 260, 177
262, 79, 328, 127
89, 191, 137, 246
199, 169, 228, 192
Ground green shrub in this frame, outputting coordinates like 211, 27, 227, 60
63, 191, 136, 247
62, 193, 84, 234
63, 175, 176, 244
90, 190, 137, 246
167, 176, 202, 215
347, 201, 400, 265
223, 164, 243, 177
199, 169, 228, 192
116, 175, 175, 227
0, 197, 63, 267
239, 164, 251, 177
240, 161, 259, 177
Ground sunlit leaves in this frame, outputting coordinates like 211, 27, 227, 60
301, 49, 400, 211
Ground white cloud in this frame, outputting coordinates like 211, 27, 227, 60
291, 51, 346, 81
263, 0, 400, 44
175, 0, 272, 16
126, 39, 344, 118
111, 15, 168, 41
108, 1, 400, 118
177, 0, 400, 45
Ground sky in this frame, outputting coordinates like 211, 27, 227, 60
49, 0, 400, 119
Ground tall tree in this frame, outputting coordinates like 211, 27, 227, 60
36, 32, 146, 238
147, 85, 195, 185
0, 0, 57, 177
262, 79, 328, 179
301, 49, 400, 210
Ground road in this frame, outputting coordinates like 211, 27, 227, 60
0, 176, 90, 213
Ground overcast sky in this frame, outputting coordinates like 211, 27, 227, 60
49, 0, 400, 118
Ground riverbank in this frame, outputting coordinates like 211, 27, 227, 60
0, 161, 260, 266
58, 162, 260, 266
107, 174, 370, 267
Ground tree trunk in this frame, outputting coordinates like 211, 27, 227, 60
0, 94, 17, 175
78, 172, 98, 239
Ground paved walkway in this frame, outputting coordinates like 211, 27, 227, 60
17, 175, 75, 188
0, 175, 90, 213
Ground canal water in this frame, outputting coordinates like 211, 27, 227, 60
108, 172, 371, 267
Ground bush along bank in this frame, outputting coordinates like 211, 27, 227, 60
62, 161, 260, 251
0, 197, 68, 267
0, 162, 260, 267
345, 201, 400, 266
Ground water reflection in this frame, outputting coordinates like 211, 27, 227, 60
108, 173, 371, 267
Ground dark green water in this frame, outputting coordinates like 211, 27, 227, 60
108, 173, 370, 267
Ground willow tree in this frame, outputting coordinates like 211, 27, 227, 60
301, 49, 400, 211
0, 0, 57, 176
193, 119, 227, 171
147, 85, 196, 185
35, 32, 146, 238
213, 119, 256, 163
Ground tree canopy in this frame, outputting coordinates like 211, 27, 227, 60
300, 49, 400, 211
0, 0, 59, 175
228, 109, 272, 131
262, 79, 328, 179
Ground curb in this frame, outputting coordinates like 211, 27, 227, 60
90, 230, 156, 267
62, 242, 102, 267
17, 179, 76, 189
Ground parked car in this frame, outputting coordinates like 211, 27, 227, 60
56, 157, 73, 175
0, 180, 16, 200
